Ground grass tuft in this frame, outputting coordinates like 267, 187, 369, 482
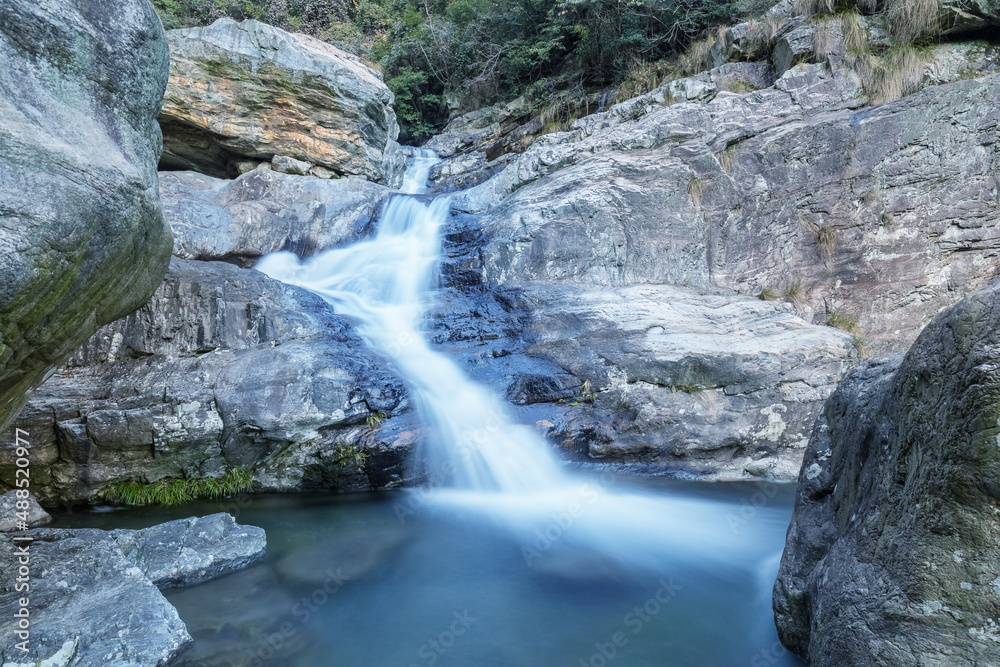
886, 0, 941, 43
784, 283, 803, 301
840, 11, 868, 54
852, 335, 869, 358
826, 310, 859, 333
851, 39, 929, 105
759, 287, 777, 301
98, 468, 254, 506
816, 225, 839, 255
688, 176, 705, 207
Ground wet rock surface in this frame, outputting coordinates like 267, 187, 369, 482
7, 257, 409, 504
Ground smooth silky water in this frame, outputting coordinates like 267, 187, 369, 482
53, 151, 806, 666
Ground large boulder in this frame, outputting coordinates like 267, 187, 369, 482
773, 279, 1000, 666
159, 18, 405, 186
0, 0, 174, 433
0, 529, 192, 665
7, 257, 411, 504
161, 168, 391, 265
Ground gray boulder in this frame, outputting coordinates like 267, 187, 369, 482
0, 491, 50, 531
774, 279, 1000, 666
161, 169, 391, 264
112, 513, 266, 589
0, 0, 174, 433
0, 529, 192, 666
159, 18, 404, 186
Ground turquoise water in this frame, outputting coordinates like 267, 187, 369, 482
53, 477, 804, 667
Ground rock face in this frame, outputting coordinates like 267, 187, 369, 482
161, 168, 391, 265
0, 529, 192, 666
160, 18, 405, 186
454, 65, 1000, 357
0, 0, 174, 433
112, 513, 266, 589
773, 279, 1000, 666
9, 256, 410, 504
431, 275, 856, 479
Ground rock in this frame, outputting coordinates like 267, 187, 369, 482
0, 529, 192, 665
773, 279, 1000, 666
456, 67, 1000, 356
112, 513, 266, 589
159, 18, 404, 186
5, 257, 410, 504
0, 0, 174, 432
160, 169, 391, 265
271, 154, 313, 175
432, 275, 856, 478
0, 491, 50, 531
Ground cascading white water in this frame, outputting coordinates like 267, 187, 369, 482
258, 149, 566, 493
257, 149, 784, 575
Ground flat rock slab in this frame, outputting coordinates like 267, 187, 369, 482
0, 529, 191, 666
113, 513, 266, 590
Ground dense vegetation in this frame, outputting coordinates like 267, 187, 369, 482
152, 0, 770, 140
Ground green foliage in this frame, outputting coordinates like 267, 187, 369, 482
337, 445, 368, 467
365, 410, 388, 428
758, 286, 777, 300
149, 0, 749, 140
98, 467, 254, 506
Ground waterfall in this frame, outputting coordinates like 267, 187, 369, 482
257, 149, 565, 493
257, 150, 775, 574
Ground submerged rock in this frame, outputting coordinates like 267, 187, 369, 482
159, 18, 404, 186
0, 0, 174, 433
113, 513, 266, 589
773, 279, 1000, 666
